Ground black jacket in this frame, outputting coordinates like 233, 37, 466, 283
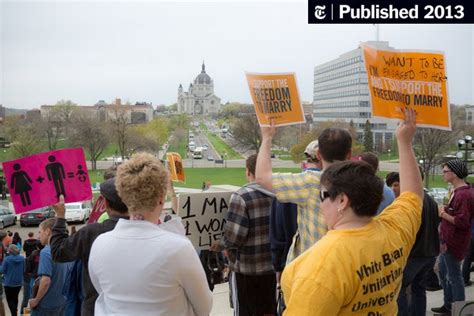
409, 190, 440, 258
23, 239, 41, 257
50, 216, 128, 316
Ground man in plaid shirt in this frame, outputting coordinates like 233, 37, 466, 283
256, 127, 352, 264
211, 154, 276, 316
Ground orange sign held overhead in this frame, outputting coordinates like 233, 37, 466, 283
361, 43, 451, 130
166, 152, 185, 183
246, 72, 306, 127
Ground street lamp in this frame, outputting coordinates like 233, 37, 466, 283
457, 135, 473, 174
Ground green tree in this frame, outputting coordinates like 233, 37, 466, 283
363, 120, 374, 152
54, 99, 77, 137
108, 106, 130, 159
129, 118, 170, 155
229, 106, 262, 153
289, 120, 356, 163
10, 125, 44, 158
70, 111, 109, 170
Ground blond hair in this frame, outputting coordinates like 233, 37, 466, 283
39, 218, 56, 230
116, 152, 168, 214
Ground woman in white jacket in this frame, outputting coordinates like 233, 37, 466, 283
89, 152, 212, 316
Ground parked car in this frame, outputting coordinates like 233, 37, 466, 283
20, 207, 55, 227
427, 187, 449, 204
65, 201, 92, 223
0, 206, 16, 229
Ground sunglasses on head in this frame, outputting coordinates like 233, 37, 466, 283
319, 189, 330, 202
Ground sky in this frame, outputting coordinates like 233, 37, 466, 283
1, 0, 473, 109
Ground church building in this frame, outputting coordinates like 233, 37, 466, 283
177, 62, 221, 115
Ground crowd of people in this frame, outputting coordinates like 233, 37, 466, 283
0, 108, 472, 315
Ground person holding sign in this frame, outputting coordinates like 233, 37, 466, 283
278, 109, 423, 315
256, 126, 352, 264
50, 178, 129, 316
89, 153, 212, 316
210, 154, 276, 316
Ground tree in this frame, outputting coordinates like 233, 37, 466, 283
38, 108, 64, 150
414, 128, 458, 187
363, 120, 374, 152
54, 100, 77, 137
0, 117, 43, 158
289, 120, 357, 163
412, 104, 469, 187
230, 112, 262, 153
128, 118, 169, 155
10, 125, 44, 158
108, 106, 130, 159
70, 112, 109, 170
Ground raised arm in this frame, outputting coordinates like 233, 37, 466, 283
255, 124, 277, 191
397, 108, 423, 199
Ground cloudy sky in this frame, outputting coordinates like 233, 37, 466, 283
1, 0, 473, 109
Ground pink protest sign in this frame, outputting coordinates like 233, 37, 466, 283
2, 148, 92, 214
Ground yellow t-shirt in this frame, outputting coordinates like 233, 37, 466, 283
281, 192, 422, 316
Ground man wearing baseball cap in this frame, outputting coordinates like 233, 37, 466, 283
49, 178, 129, 316
432, 159, 474, 314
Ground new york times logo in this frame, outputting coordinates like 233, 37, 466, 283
308, 1, 472, 24
314, 5, 326, 19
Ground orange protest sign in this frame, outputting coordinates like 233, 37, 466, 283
246, 72, 306, 127
166, 152, 185, 183
361, 44, 451, 130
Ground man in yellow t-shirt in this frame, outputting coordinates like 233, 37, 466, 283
281, 192, 421, 315
273, 108, 423, 315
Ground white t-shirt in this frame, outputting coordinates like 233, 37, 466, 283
89, 219, 213, 316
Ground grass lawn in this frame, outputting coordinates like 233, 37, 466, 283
204, 132, 242, 160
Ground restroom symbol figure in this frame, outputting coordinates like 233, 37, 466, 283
10, 163, 33, 207
76, 165, 87, 182
46, 155, 66, 198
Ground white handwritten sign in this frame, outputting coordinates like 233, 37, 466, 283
178, 191, 233, 250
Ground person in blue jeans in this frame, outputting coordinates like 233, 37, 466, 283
462, 222, 474, 286
397, 167, 440, 316
2, 244, 24, 316
29, 218, 73, 316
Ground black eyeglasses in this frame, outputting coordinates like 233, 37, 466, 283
319, 189, 330, 202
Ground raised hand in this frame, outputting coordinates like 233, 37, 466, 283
396, 108, 417, 145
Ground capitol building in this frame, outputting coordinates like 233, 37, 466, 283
177, 62, 221, 115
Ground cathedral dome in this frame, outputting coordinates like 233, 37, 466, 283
194, 62, 212, 84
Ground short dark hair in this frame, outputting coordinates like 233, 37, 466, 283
318, 128, 352, 163
321, 161, 383, 217
28, 232, 34, 238
386, 172, 400, 187
104, 165, 118, 180
359, 152, 379, 171
246, 154, 258, 176
106, 197, 128, 214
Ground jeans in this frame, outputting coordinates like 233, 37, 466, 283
439, 251, 465, 309
31, 304, 65, 316
397, 256, 436, 316
4, 285, 21, 316
462, 236, 473, 283
21, 275, 32, 312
